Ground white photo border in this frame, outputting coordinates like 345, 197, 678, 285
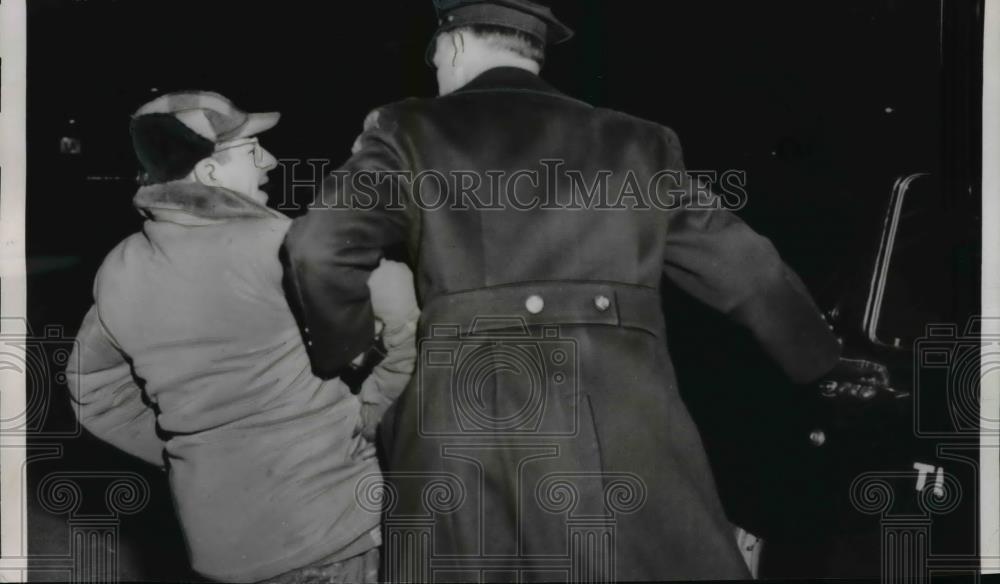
0, 0, 996, 579
981, 0, 999, 574
0, 0, 29, 581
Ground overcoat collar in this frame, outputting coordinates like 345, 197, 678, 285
454, 66, 577, 102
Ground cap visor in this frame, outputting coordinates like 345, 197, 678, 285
228, 111, 281, 140
549, 20, 574, 44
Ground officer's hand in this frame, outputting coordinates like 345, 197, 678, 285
367, 259, 419, 328
352, 384, 395, 444
816, 357, 900, 401
353, 404, 381, 444
350, 413, 379, 459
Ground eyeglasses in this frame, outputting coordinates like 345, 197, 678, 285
214, 137, 272, 169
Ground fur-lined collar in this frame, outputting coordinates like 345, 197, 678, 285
133, 180, 284, 224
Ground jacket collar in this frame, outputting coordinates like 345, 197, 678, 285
133, 180, 283, 226
455, 66, 565, 97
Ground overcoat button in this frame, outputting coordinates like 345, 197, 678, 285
594, 295, 611, 312
525, 295, 545, 314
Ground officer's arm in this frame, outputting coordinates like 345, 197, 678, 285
659, 130, 841, 384
67, 305, 164, 467
281, 108, 411, 379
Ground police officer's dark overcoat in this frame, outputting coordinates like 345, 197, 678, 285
282, 66, 842, 582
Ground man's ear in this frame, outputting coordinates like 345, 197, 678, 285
452, 30, 466, 64
192, 158, 219, 186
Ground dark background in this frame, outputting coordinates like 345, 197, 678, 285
24, 0, 983, 581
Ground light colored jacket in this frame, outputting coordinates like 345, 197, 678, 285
67, 181, 416, 582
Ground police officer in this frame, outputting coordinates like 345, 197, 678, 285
281, 1, 883, 581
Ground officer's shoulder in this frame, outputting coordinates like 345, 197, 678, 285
360, 97, 427, 131
592, 105, 682, 146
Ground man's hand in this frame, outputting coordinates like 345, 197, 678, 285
367, 259, 419, 329
816, 357, 903, 401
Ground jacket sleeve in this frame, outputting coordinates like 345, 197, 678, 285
67, 305, 164, 467
281, 107, 412, 378
659, 130, 841, 384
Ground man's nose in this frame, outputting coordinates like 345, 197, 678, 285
258, 148, 278, 171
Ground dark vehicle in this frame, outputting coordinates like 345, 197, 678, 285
669, 2, 982, 576
672, 169, 981, 579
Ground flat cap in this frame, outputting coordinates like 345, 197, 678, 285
130, 90, 280, 184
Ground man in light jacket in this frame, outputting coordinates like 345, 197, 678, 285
67, 90, 419, 583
